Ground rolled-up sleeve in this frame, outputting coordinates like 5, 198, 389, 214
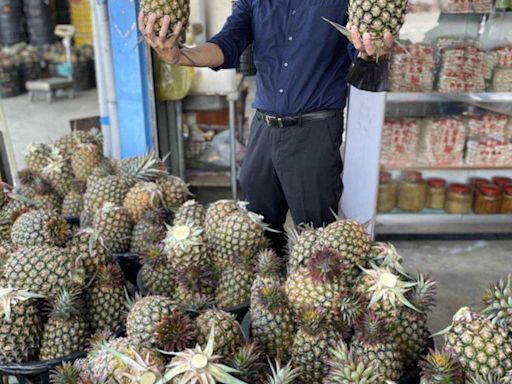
208, 0, 253, 70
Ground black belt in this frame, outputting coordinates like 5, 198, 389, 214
256, 109, 339, 128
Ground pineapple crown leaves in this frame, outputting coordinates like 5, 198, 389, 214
296, 306, 326, 335
338, 293, 365, 327
157, 324, 248, 384
466, 373, 503, 384
124, 289, 144, 313
17, 168, 39, 187
46, 288, 84, 321
118, 151, 168, 184
140, 243, 166, 265
176, 265, 214, 294
105, 346, 163, 384
306, 247, 348, 284
49, 362, 81, 384
265, 359, 301, 384
360, 266, 420, 312
407, 273, 437, 313
164, 222, 204, 252
87, 330, 115, 351
257, 286, 287, 310
354, 312, 389, 344
0, 287, 45, 320
432, 307, 474, 338
285, 223, 317, 253
256, 249, 282, 277
229, 343, 266, 381
419, 349, 464, 384
481, 274, 512, 330
46, 215, 69, 246
154, 310, 196, 352
95, 263, 125, 287
31, 175, 56, 196
324, 339, 380, 384
369, 242, 409, 278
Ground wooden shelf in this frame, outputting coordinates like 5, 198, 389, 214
381, 165, 512, 171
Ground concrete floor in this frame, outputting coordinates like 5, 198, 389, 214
1, 89, 99, 170
2, 86, 512, 348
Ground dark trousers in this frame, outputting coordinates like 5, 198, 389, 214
239, 110, 344, 255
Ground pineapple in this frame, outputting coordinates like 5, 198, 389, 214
0, 241, 14, 275
49, 362, 82, 384
0, 287, 44, 363
323, 339, 380, 384
17, 168, 38, 197
164, 222, 210, 270
86, 263, 126, 334
92, 203, 134, 253
466, 374, 503, 384
71, 143, 103, 181
204, 199, 239, 240
4, 245, 85, 296
265, 360, 302, 384
80, 210, 94, 228
153, 309, 196, 352
482, 274, 512, 333
126, 295, 176, 348
195, 309, 242, 357
351, 312, 404, 381
251, 249, 283, 301
62, 180, 86, 217
317, 219, 372, 284
291, 306, 336, 383
250, 286, 295, 361
229, 343, 266, 382
174, 265, 215, 309
419, 349, 464, 384
10, 209, 68, 247
55, 130, 102, 159
24, 143, 53, 172
368, 242, 409, 277
139, 244, 176, 297
103, 346, 164, 384
68, 228, 111, 277
155, 174, 189, 209
140, 0, 191, 36
159, 325, 246, 384
130, 208, 167, 253
115, 152, 168, 186
215, 258, 254, 308
29, 175, 62, 210
41, 151, 74, 198
285, 247, 349, 324
174, 199, 205, 227
123, 181, 164, 222
39, 288, 90, 360
286, 224, 318, 272
83, 175, 130, 212
211, 207, 268, 268
392, 274, 437, 367
443, 307, 512, 378
0, 190, 34, 231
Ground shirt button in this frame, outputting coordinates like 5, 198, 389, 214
279, 89, 284, 94
292, 9, 296, 14
288, 36, 293, 41
284, 62, 289, 67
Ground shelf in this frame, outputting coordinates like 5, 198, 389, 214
387, 92, 512, 104
187, 171, 231, 188
376, 212, 512, 235
381, 165, 512, 171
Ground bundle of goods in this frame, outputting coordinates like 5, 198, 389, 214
390, 43, 435, 92
418, 116, 466, 166
2, 43, 41, 84
0, 53, 22, 98
44, 43, 95, 90
467, 114, 509, 138
436, 39, 489, 93
466, 136, 512, 166
491, 46, 512, 92
440, 0, 493, 13
380, 118, 422, 168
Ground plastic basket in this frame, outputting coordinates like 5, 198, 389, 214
186, 139, 210, 160
0, 65, 23, 98
112, 252, 141, 285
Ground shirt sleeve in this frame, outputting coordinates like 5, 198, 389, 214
347, 42, 358, 63
208, 0, 254, 71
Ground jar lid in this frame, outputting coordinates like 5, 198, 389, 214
493, 177, 512, 188
450, 183, 471, 194
479, 184, 502, 197
504, 185, 512, 196
380, 171, 392, 184
402, 170, 422, 182
428, 178, 446, 188
472, 178, 491, 188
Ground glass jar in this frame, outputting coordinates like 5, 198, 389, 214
493, 176, 512, 189
474, 184, 503, 215
471, 177, 491, 201
445, 183, 472, 214
398, 171, 427, 212
426, 178, 446, 209
501, 185, 512, 214
377, 171, 397, 213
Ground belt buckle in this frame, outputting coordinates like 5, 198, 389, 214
265, 115, 284, 128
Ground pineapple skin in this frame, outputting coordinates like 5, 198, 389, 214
123, 182, 163, 222
92, 205, 134, 253
174, 200, 206, 227
68, 230, 111, 277
71, 144, 103, 181
392, 307, 430, 366
24, 143, 52, 173
84, 176, 130, 213
204, 199, 238, 241
61, 191, 84, 217
130, 219, 166, 253
41, 157, 74, 198
39, 316, 90, 360
195, 309, 242, 357
141, 0, 191, 36
140, 259, 176, 297
351, 337, 405, 381
0, 299, 43, 364
287, 227, 318, 272
156, 175, 189, 209
10, 209, 68, 248
215, 264, 253, 308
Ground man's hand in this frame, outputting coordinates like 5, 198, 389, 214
138, 11, 184, 65
349, 24, 394, 60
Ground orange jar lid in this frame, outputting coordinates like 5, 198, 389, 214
479, 184, 502, 197
450, 183, 471, 194
472, 178, 491, 189
402, 170, 422, 182
380, 171, 392, 184
493, 177, 512, 188
428, 178, 446, 188
504, 185, 512, 196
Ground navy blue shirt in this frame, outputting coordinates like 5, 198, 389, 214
209, 0, 356, 116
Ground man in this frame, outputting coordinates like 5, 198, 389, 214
139, 2, 392, 253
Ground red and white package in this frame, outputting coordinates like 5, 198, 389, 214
494, 46, 512, 68
437, 46, 488, 92
466, 136, 512, 166
380, 118, 422, 168
441, 0, 493, 13
418, 117, 466, 166
390, 44, 435, 92
491, 68, 512, 92
467, 115, 509, 138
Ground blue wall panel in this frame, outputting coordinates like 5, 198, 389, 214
107, 0, 153, 158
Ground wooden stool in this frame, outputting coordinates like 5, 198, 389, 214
26, 78, 75, 103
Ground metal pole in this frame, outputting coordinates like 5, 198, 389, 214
175, 101, 186, 180
228, 97, 237, 199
